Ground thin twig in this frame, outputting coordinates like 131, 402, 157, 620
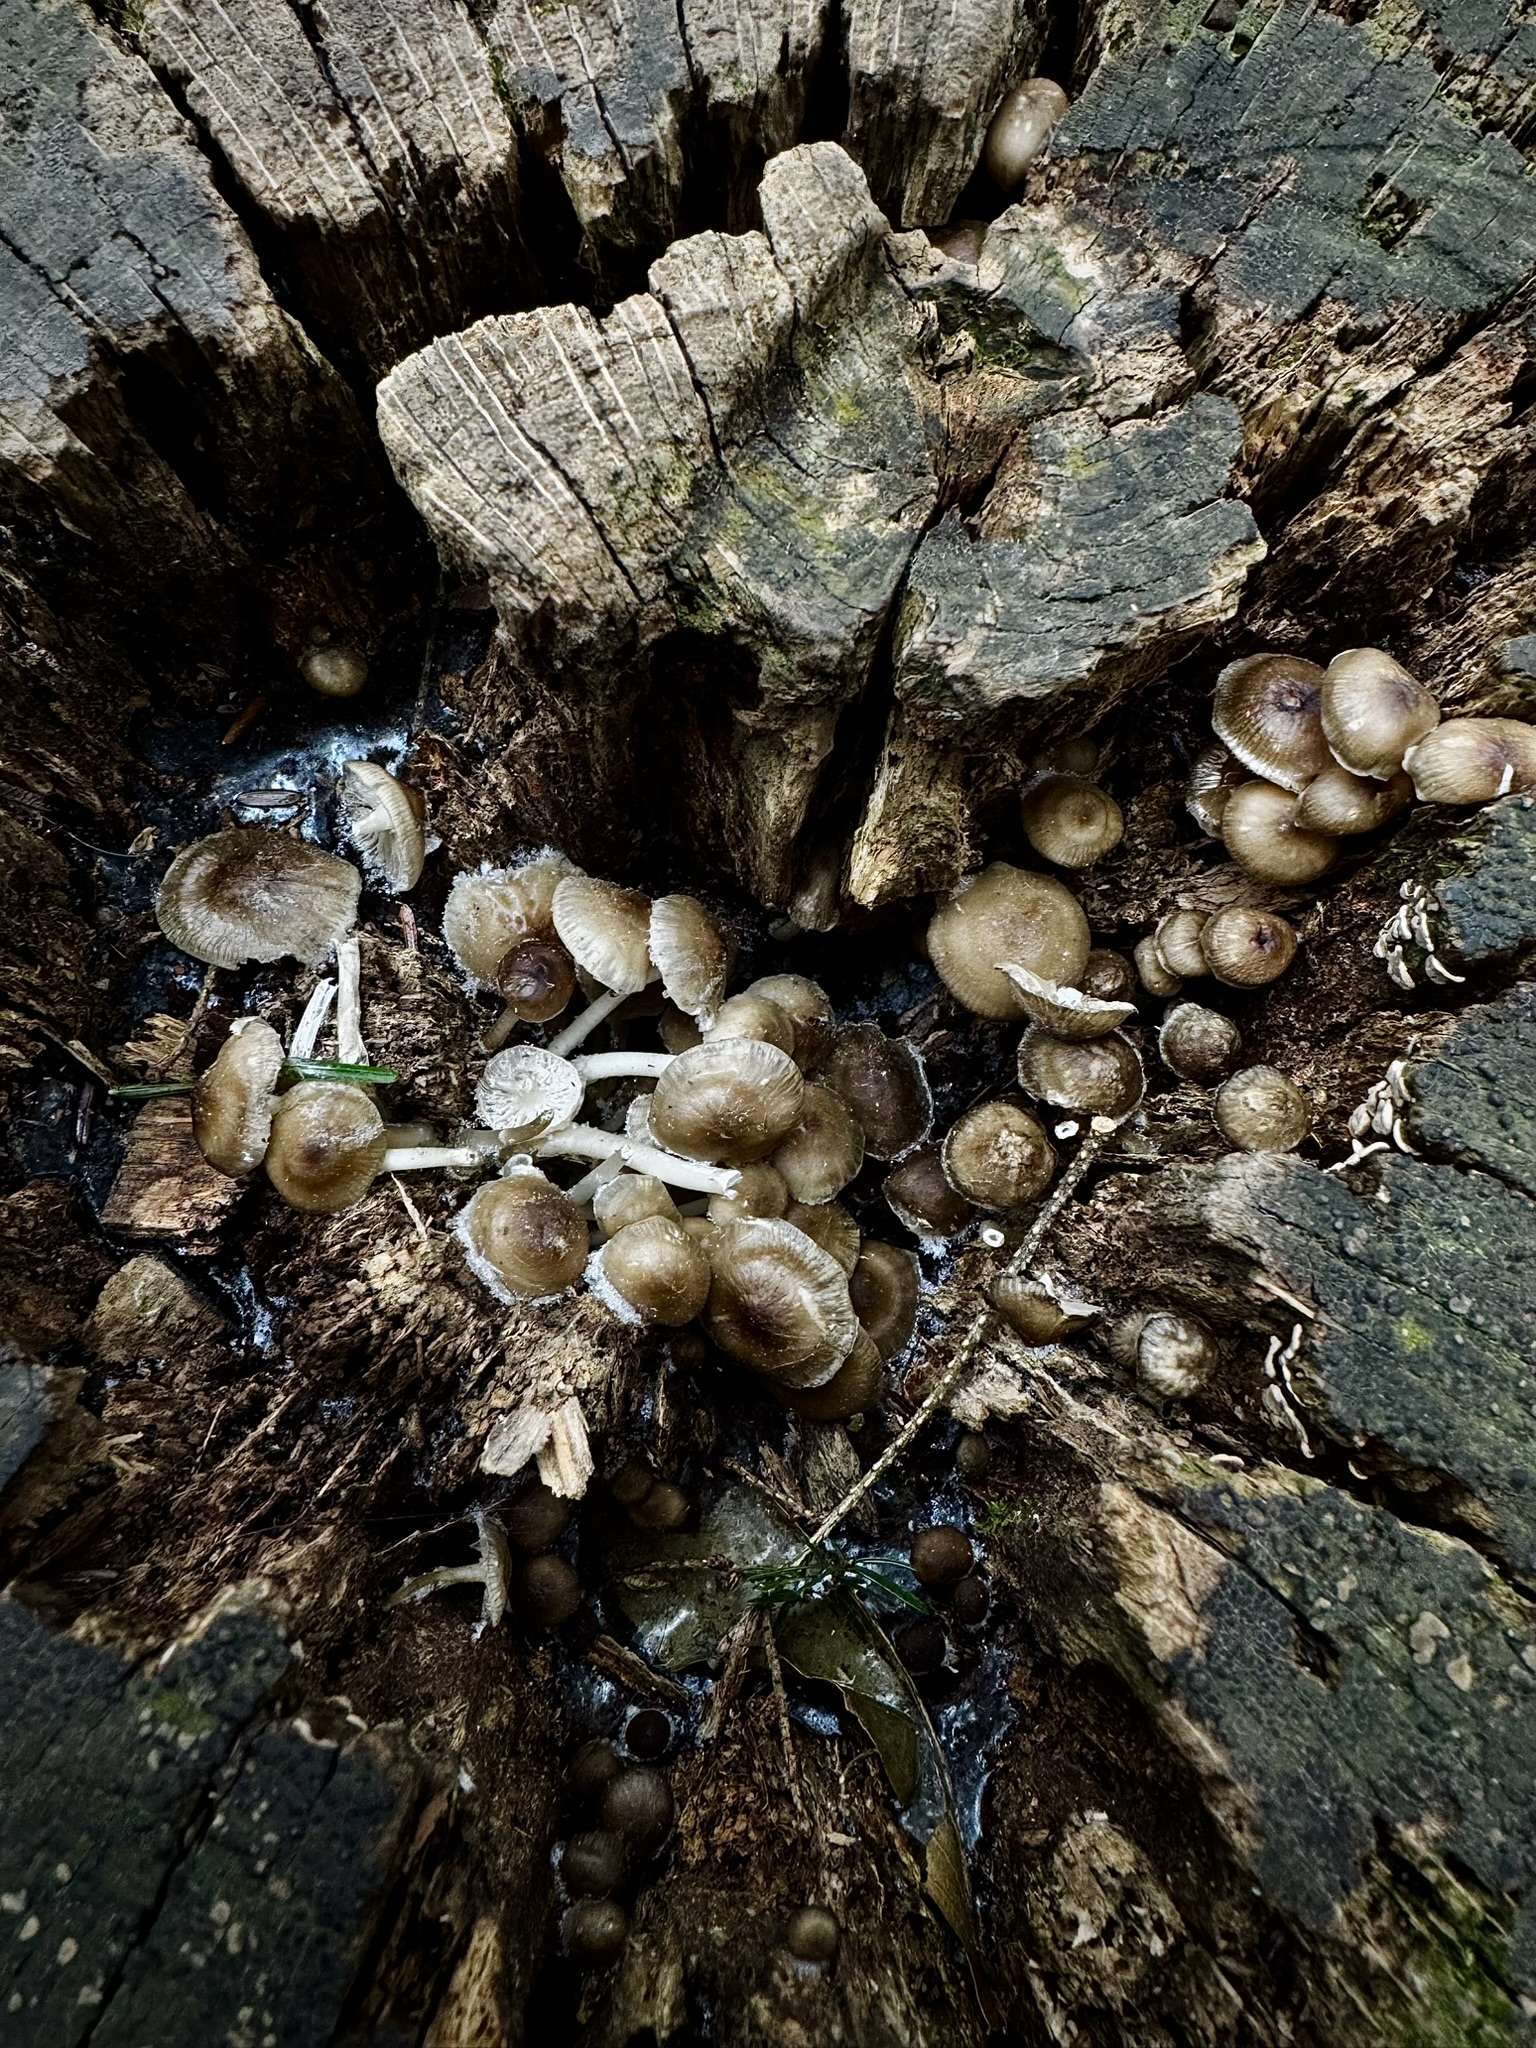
760, 1610, 808, 1825
701, 1609, 758, 1744
722, 1457, 810, 1529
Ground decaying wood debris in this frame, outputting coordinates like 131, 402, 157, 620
6, 0, 1536, 2042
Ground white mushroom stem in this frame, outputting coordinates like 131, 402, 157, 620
290, 980, 336, 1061
563, 1154, 626, 1207
531, 1122, 740, 1195
335, 934, 368, 1066
548, 988, 628, 1056
480, 1003, 520, 1054
571, 1051, 674, 1082
380, 1145, 489, 1173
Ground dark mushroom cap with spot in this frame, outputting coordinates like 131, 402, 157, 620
650, 1039, 805, 1165
562, 1898, 629, 1964
911, 1525, 974, 1586
157, 829, 361, 970
884, 1146, 976, 1239
443, 856, 578, 987
814, 1024, 932, 1160
1212, 654, 1331, 793
457, 1171, 588, 1299
265, 1082, 386, 1213
495, 936, 577, 1023
600, 1767, 674, 1846
702, 1218, 858, 1387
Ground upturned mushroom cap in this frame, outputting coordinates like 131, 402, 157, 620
193, 1017, 285, 1177
706, 992, 796, 1054
1212, 654, 1331, 792
814, 1024, 932, 1160
746, 975, 836, 1065
157, 829, 361, 970
848, 1241, 920, 1359
553, 875, 654, 995
599, 1217, 711, 1325
494, 936, 577, 1024
443, 857, 578, 987
927, 864, 1091, 1020
707, 1162, 791, 1223
1403, 718, 1536, 804
883, 1147, 976, 1239
941, 1100, 1056, 1209
1152, 911, 1209, 981
340, 761, 427, 893
783, 1200, 861, 1276
458, 1170, 588, 1299
265, 1081, 386, 1213
1020, 774, 1125, 868
990, 1271, 1098, 1344
999, 962, 1135, 1040
593, 1173, 680, 1238
983, 76, 1069, 187
649, 895, 727, 1021
1293, 764, 1412, 836
301, 645, 367, 698
1221, 780, 1339, 883
1199, 905, 1297, 988
650, 1040, 805, 1165
1186, 744, 1246, 837
1159, 1003, 1242, 1082
1322, 649, 1439, 779
1214, 1066, 1311, 1153
1133, 937, 1182, 999
777, 1328, 884, 1420
475, 1046, 584, 1140
772, 1084, 865, 1205
702, 1218, 859, 1387
1017, 1028, 1144, 1117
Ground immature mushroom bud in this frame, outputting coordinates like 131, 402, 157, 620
1152, 911, 1209, 981
1187, 744, 1247, 837
553, 875, 655, 996
911, 1525, 974, 1586
991, 1271, 1097, 1344
625, 1709, 671, 1759
495, 938, 577, 1024
1322, 648, 1440, 778
772, 1084, 865, 1204
651, 1040, 805, 1165
708, 1162, 791, 1223
562, 1899, 629, 1965
702, 1219, 858, 1387
1403, 718, 1536, 803
517, 1553, 584, 1627
848, 1241, 920, 1359
1032, 735, 1100, 777
1017, 1029, 1144, 1117
999, 962, 1135, 1039
815, 1024, 932, 1160
1081, 950, 1136, 1003
658, 1002, 703, 1053
928, 863, 1091, 1020
1212, 654, 1332, 792
628, 1480, 692, 1532
1133, 937, 1182, 999
475, 1046, 584, 1141
884, 1147, 976, 1239
1214, 1066, 1311, 1153
457, 1170, 588, 1299
561, 1831, 627, 1898
593, 1173, 679, 1238
952, 1575, 989, 1627
193, 1017, 285, 1176
443, 856, 577, 987
707, 992, 796, 1054
648, 894, 727, 1024
157, 829, 361, 969
783, 1200, 861, 1276
1221, 780, 1339, 883
1159, 1003, 1242, 1082
983, 76, 1069, 187
1020, 773, 1125, 868
340, 760, 427, 893
955, 1432, 990, 1478
942, 1101, 1056, 1209
601, 1767, 675, 1848
1113, 1309, 1219, 1398
1199, 905, 1297, 988
565, 1738, 621, 1805
301, 645, 367, 698
598, 1217, 711, 1326
1294, 764, 1412, 836
778, 1327, 884, 1421
502, 1479, 570, 1551
266, 1081, 386, 1213
744, 975, 836, 1066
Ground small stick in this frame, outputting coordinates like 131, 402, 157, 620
760, 1611, 807, 1825
702, 1609, 758, 1743
221, 693, 269, 746
150, 964, 218, 1078
335, 934, 368, 1066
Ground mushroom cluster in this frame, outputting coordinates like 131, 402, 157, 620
558, 1727, 677, 1968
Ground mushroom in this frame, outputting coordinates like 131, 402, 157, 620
746, 974, 836, 1065
1032, 735, 1100, 777
927, 863, 1091, 1020
475, 1045, 585, 1142
1322, 649, 1439, 778
649, 894, 727, 1027
482, 936, 579, 1050
783, 1199, 861, 1276
990, 1271, 1098, 1344
983, 76, 1069, 187
442, 856, 578, 988
702, 1218, 859, 1387
772, 1084, 865, 1204
658, 1003, 703, 1053
649, 1039, 805, 1165
502, 1480, 570, 1551
814, 1024, 932, 1159
340, 761, 427, 892
1186, 744, 1247, 837
955, 1432, 990, 1478
1159, 1003, 1242, 1082
706, 992, 796, 1054
1221, 780, 1339, 883
157, 828, 361, 969
265, 1081, 387, 1212
565, 1739, 622, 1805
1293, 764, 1412, 836
952, 1576, 989, 1627
1402, 718, 1536, 804
1151, 911, 1209, 981
1112, 1309, 1219, 1398
593, 1173, 679, 1238
561, 1831, 627, 1898
192, 1017, 285, 1176
301, 645, 367, 698
776, 1327, 884, 1421
999, 962, 1135, 1039
848, 1241, 920, 1359
1081, 950, 1136, 1002
707, 1162, 791, 1223
884, 1146, 976, 1239
624, 1709, 672, 1759
1133, 936, 1183, 999
549, 875, 657, 1052
601, 1767, 674, 1848
596, 1217, 711, 1326
941, 1101, 1056, 1209
457, 1169, 588, 1300
1020, 773, 1125, 868
1214, 1066, 1311, 1153
562, 1899, 629, 1965
1016, 1028, 1144, 1117
1199, 906, 1297, 988
910, 1525, 973, 1586
1212, 654, 1332, 792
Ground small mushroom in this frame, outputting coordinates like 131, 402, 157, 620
1016, 1028, 1144, 1117
1080, 950, 1136, 1003
814, 1024, 932, 1159
990, 1271, 1097, 1344
443, 856, 578, 988
1032, 736, 1100, 777
1322, 649, 1439, 778
593, 1173, 680, 1238
927, 863, 1091, 1020
1293, 764, 1412, 836
1187, 743, 1247, 837
649, 894, 727, 1025
301, 645, 367, 698
911, 1525, 974, 1586
702, 1218, 858, 1386
1020, 773, 1125, 868
952, 1576, 989, 1627
516, 1553, 584, 1626
1159, 1003, 1242, 1082
480, 936, 580, 1052
1113, 1309, 1219, 1398
708, 1161, 791, 1223
553, 874, 654, 995
565, 1738, 621, 1805
1198, 905, 1297, 988
597, 1217, 711, 1325
884, 1146, 976, 1239
772, 1083, 865, 1205
783, 1199, 861, 1276
562, 1898, 629, 1965
265, 1080, 386, 1212
777, 1326, 884, 1420
892, 1616, 947, 1675
1133, 936, 1183, 999
157, 828, 361, 969
1152, 911, 1209, 981
475, 1045, 584, 1141
983, 76, 1069, 187
847, 1241, 920, 1359
340, 760, 427, 892
650, 1039, 805, 1166
561, 1831, 627, 1898
457, 1169, 588, 1299
744, 974, 835, 1065
1402, 718, 1536, 804
1221, 780, 1339, 884
601, 1767, 675, 1848
1212, 653, 1332, 792
942, 1100, 1056, 1210
193, 1017, 285, 1177
628, 1480, 691, 1531
706, 991, 796, 1054
955, 1432, 990, 1478
1000, 962, 1135, 1039
1214, 1066, 1311, 1153
502, 1480, 570, 1551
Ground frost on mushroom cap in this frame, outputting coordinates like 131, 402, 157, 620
927, 863, 1091, 1020
772, 1083, 865, 1205
999, 962, 1135, 1040
649, 894, 727, 1021
1322, 649, 1439, 779
814, 1023, 932, 1160
942, 1099, 1056, 1209
553, 874, 655, 995
475, 1046, 584, 1140
443, 856, 578, 987
702, 1218, 859, 1388
157, 828, 361, 969
193, 1016, 285, 1178
1403, 719, 1536, 804
1212, 654, 1331, 793
649, 1039, 805, 1165
458, 1170, 588, 1300
340, 760, 427, 893
265, 1081, 386, 1213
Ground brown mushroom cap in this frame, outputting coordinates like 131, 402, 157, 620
443, 857, 578, 987
707, 1161, 791, 1224
706, 992, 796, 1054
1158, 1003, 1242, 1082
193, 1017, 285, 1177
1322, 649, 1439, 779
1212, 654, 1331, 792
990, 1271, 1097, 1344
651, 1039, 806, 1165
649, 894, 727, 1021
265, 1081, 386, 1213
1214, 1066, 1311, 1153
562, 1898, 629, 1965
157, 829, 361, 970
848, 1240, 920, 1359
745, 975, 835, 1065
1403, 718, 1536, 804
495, 937, 577, 1024
1135, 1310, 1219, 1398
1293, 764, 1412, 836
658, 1002, 704, 1054
777, 1327, 884, 1420
552, 874, 654, 995
457, 1170, 588, 1299
942, 1100, 1056, 1209
1221, 779, 1339, 884
593, 1173, 680, 1238
1133, 936, 1182, 999
340, 760, 427, 893
783, 1199, 861, 1276
1016, 1028, 1144, 1117
772, 1083, 865, 1205
1199, 906, 1297, 988
911, 1525, 974, 1586
814, 1024, 932, 1160
301, 645, 368, 698
884, 1146, 976, 1239
599, 1217, 711, 1325
999, 963, 1135, 1040
702, 1218, 858, 1387
983, 75, 1069, 187
1186, 743, 1247, 838
1020, 773, 1125, 868
927, 863, 1091, 1020
1080, 950, 1136, 1002
1152, 911, 1209, 981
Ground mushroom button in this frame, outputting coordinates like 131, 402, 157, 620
706, 991, 797, 1054
911, 1525, 974, 1586
1214, 1066, 1311, 1153
1020, 773, 1125, 869
814, 1023, 932, 1160
592, 1173, 679, 1238
301, 645, 368, 698
157, 828, 361, 970
1152, 911, 1209, 981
